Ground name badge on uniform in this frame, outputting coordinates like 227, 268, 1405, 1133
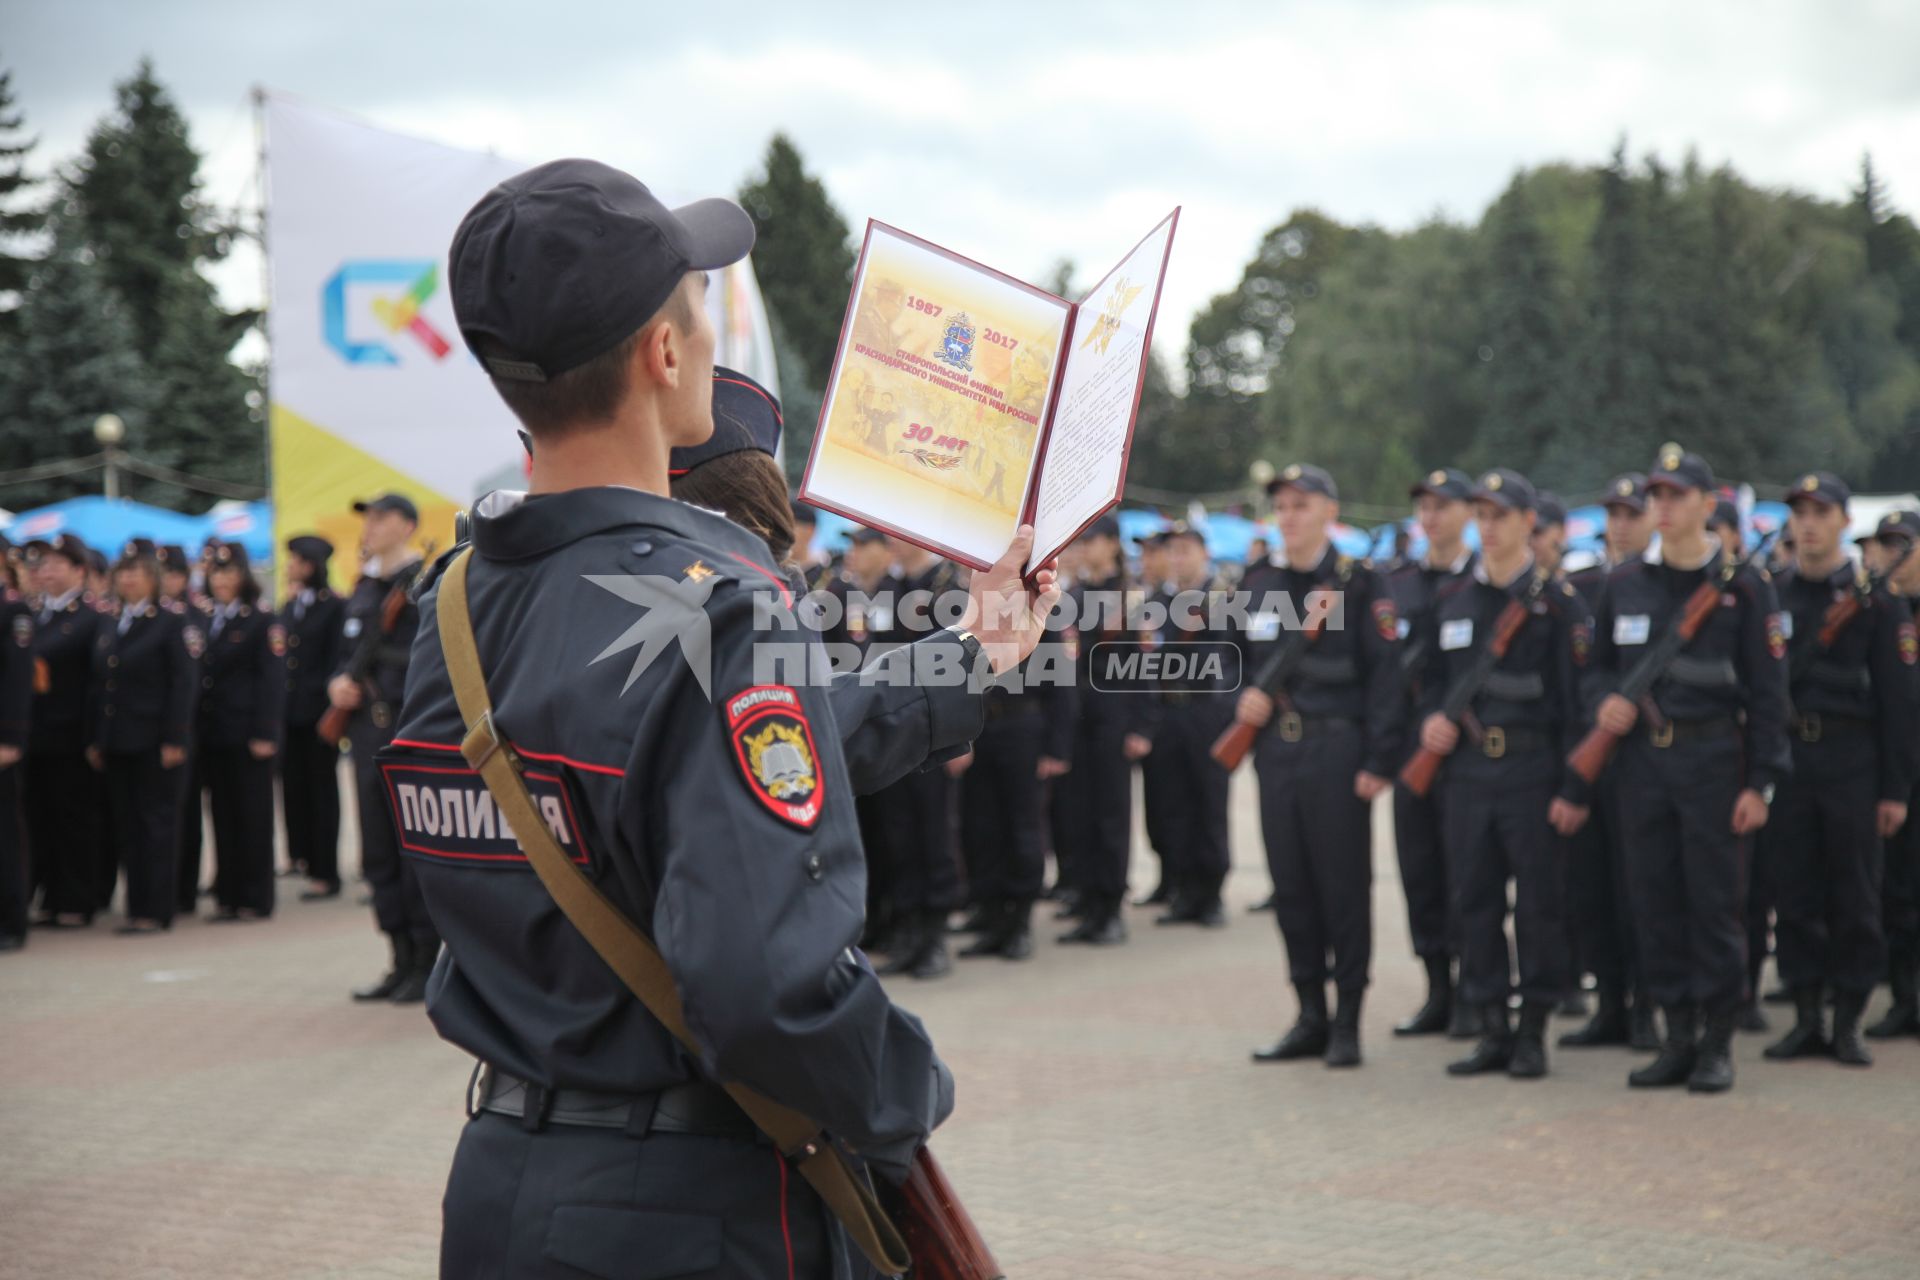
1395, 617, 1411, 640
1439, 618, 1474, 651
1247, 611, 1281, 642
1614, 614, 1651, 646
343, 617, 363, 639
1777, 612, 1794, 639
869, 603, 894, 632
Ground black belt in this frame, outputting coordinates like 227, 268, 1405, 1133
1466, 724, 1551, 759
1790, 711, 1874, 743
470, 1066, 760, 1139
1641, 716, 1739, 749
1269, 712, 1359, 743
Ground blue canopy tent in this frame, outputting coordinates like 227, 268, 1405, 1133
4, 496, 209, 557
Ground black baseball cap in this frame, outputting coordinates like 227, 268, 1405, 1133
1470, 468, 1537, 512
847, 526, 889, 547
286, 534, 334, 565
670, 368, 782, 477
1601, 472, 1648, 513
1410, 467, 1474, 502
1784, 470, 1850, 508
1267, 462, 1338, 500
353, 492, 420, 524
1646, 443, 1714, 493
1163, 520, 1207, 546
450, 159, 756, 384
1535, 491, 1567, 526
1870, 510, 1920, 543
1710, 497, 1741, 531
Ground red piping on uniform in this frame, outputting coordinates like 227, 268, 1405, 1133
775, 1148, 795, 1280
388, 737, 625, 778
725, 551, 793, 608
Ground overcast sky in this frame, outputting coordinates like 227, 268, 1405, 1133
9, 0, 1919, 362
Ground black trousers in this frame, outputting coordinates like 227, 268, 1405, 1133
1054, 704, 1132, 903
352, 725, 436, 945
282, 727, 342, 886
1139, 726, 1178, 892
878, 766, 960, 914
1765, 733, 1886, 994
177, 749, 208, 913
959, 717, 1045, 903
1881, 777, 1920, 967
1145, 699, 1231, 903
1441, 754, 1571, 1007
0, 764, 24, 940
1617, 734, 1749, 1013
856, 794, 893, 926
24, 751, 99, 917
1566, 771, 1638, 990
202, 745, 276, 916
1255, 722, 1372, 992
442, 1112, 842, 1280
1391, 779, 1450, 961
106, 749, 185, 925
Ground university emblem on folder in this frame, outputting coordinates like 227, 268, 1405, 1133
935, 312, 976, 372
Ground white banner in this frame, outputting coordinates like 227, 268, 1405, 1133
264, 94, 779, 577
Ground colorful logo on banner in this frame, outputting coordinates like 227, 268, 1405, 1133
322, 259, 453, 366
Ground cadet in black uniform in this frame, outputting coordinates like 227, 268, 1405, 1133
1415, 470, 1592, 1079
1586, 445, 1791, 1093
1049, 516, 1147, 942
23, 535, 103, 929
330, 492, 436, 1002
1140, 524, 1234, 929
1237, 464, 1403, 1069
181, 544, 286, 922
1868, 510, 1920, 1039
1132, 528, 1177, 907
410, 158, 1057, 1277
1561, 473, 1660, 1051
1760, 473, 1917, 1067
1385, 468, 1478, 1037
89, 542, 200, 933
1531, 492, 1568, 576
281, 535, 347, 899
0, 539, 31, 952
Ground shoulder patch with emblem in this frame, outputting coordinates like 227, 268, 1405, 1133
11, 613, 30, 648
182, 625, 206, 660
725, 685, 822, 829
1765, 613, 1787, 662
268, 623, 287, 657
1370, 596, 1398, 642
1899, 621, 1917, 666
1571, 620, 1592, 666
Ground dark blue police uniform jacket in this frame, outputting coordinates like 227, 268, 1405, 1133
385, 487, 968, 1279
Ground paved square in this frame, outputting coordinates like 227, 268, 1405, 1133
3, 775, 1916, 1278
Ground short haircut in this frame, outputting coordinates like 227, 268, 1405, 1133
485, 284, 696, 440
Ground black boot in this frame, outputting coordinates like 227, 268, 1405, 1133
1735, 996, 1770, 1033
1253, 983, 1329, 1062
1082, 903, 1129, 945
1830, 989, 1873, 1067
1154, 890, 1199, 925
998, 901, 1034, 961
950, 903, 995, 935
1509, 1002, 1550, 1079
1395, 955, 1452, 1036
1134, 880, 1172, 908
1687, 1008, 1735, 1093
958, 902, 1012, 957
1628, 1005, 1697, 1088
1763, 986, 1828, 1060
1559, 984, 1629, 1047
1447, 1004, 1512, 1075
353, 931, 411, 1002
876, 912, 929, 974
1325, 988, 1364, 1068
1627, 988, 1661, 1051
387, 935, 436, 1004
909, 922, 952, 980
1865, 949, 1918, 1039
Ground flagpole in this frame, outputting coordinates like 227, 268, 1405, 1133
251, 85, 277, 594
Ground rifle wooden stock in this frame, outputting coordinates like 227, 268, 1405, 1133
889, 1147, 1006, 1280
1214, 608, 1334, 771
315, 702, 351, 750
1398, 591, 1536, 798
1210, 718, 1260, 771
1566, 575, 1725, 785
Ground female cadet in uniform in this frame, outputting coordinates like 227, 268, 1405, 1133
280, 535, 347, 898
190, 544, 286, 921
88, 543, 199, 934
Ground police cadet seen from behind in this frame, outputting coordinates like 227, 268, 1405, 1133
1385, 467, 1479, 1039
180, 543, 286, 922
1585, 444, 1791, 1094
1561, 472, 1661, 1052
1129, 526, 1178, 915
1759, 473, 1917, 1068
1140, 523, 1233, 929
1237, 463, 1403, 1070
88, 540, 200, 934
404, 157, 1057, 1278
281, 535, 347, 899
24, 535, 104, 931
0, 539, 31, 953
1414, 469, 1592, 1080
329, 492, 437, 1002
1865, 509, 1920, 1040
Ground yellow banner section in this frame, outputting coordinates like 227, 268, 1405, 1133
271, 403, 460, 591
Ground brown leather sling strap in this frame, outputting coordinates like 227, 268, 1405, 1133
435, 547, 913, 1277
